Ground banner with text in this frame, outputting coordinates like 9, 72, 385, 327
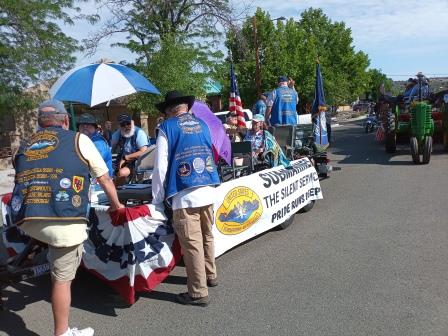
213, 158, 323, 257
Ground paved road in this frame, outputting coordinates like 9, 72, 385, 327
2, 121, 448, 336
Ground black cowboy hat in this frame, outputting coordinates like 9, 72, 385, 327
155, 90, 195, 113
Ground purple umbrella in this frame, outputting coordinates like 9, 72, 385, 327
191, 101, 231, 165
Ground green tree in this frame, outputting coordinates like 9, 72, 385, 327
366, 68, 394, 101
126, 35, 222, 115
226, 8, 371, 109
88, 0, 233, 115
0, 0, 97, 116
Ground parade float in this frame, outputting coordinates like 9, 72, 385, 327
0, 156, 322, 308
0, 59, 328, 309
0, 100, 323, 309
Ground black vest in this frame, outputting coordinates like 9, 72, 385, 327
11, 127, 90, 225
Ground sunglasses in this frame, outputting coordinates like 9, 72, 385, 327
120, 121, 131, 127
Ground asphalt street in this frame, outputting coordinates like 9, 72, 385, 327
2, 121, 448, 336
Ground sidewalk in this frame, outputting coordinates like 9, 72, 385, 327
0, 168, 14, 196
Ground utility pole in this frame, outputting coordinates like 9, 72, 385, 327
252, 16, 286, 98
253, 16, 261, 97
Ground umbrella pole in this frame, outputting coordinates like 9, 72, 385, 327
70, 103, 76, 131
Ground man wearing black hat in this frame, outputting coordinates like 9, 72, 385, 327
77, 113, 113, 177
11, 100, 124, 336
111, 114, 149, 185
265, 76, 299, 126
152, 91, 221, 306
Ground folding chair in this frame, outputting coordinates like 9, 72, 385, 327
270, 125, 295, 160
132, 144, 156, 183
230, 141, 254, 178
115, 145, 156, 204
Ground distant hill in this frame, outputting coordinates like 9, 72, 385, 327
392, 77, 448, 94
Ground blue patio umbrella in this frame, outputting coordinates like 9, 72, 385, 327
49, 62, 160, 107
311, 61, 329, 147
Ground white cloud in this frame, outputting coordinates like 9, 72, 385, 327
62, 0, 448, 78
251, 0, 448, 77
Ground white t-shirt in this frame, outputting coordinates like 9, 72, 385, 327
20, 133, 109, 247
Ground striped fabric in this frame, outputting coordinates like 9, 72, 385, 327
229, 63, 247, 127
1, 194, 180, 305
50, 63, 160, 107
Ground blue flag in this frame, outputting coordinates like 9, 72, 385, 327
311, 62, 328, 146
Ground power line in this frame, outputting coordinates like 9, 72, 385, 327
386, 74, 448, 77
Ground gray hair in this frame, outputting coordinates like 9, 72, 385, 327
166, 103, 189, 115
37, 100, 68, 128
38, 110, 68, 128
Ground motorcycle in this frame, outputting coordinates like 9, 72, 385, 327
365, 114, 378, 133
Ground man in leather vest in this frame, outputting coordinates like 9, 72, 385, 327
111, 114, 149, 185
152, 91, 221, 307
265, 76, 299, 126
11, 100, 124, 336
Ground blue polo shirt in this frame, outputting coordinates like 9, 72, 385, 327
111, 127, 149, 155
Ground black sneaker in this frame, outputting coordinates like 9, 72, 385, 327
176, 293, 209, 307
207, 278, 218, 287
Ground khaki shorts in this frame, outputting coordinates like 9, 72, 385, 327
47, 244, 83, 282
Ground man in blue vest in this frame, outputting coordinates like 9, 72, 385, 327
77, 113, 113, 177
11, 100, 124, 336
265, 76, 299, 126
111, 114, 149, 185
152, 91, 221, 307
252, 92, 268, 117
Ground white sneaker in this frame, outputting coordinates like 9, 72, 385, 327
61, 327, 94, 336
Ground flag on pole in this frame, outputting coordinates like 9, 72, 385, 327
229, 63, 247, 127
375, 126, 385, 142
311, 60, 329, 147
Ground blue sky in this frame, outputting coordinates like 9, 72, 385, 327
64, 0, 448, 80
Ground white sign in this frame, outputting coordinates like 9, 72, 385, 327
213, 158, 323, 257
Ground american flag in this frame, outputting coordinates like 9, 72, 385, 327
1, 194, 181, 305
375, 126, 385, 142
229, 63, 246, 127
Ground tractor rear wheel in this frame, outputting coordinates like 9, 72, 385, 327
410, 137, 420, 164
422, 136, 432, 164
385, 133, 396, 153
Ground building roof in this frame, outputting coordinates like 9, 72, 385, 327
204, 79, 222, 95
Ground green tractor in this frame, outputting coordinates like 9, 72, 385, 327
436, 91, 448, 151
383, 72, 436, 164
408, 101, 434, 164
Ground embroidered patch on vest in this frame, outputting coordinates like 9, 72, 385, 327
205, 156, 215, 172
11, 195, 23, 212
55, 190, 69, 202
59, 178, 71, 189
177, 162, 191, 177
72, 176, 84, 193
24, 131, 59, 161
192, 157, 205, 174
72, 195, 82, 207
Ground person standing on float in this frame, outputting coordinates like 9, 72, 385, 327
265, 76, 299, 126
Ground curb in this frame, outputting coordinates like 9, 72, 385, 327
337, 115, 367, 123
